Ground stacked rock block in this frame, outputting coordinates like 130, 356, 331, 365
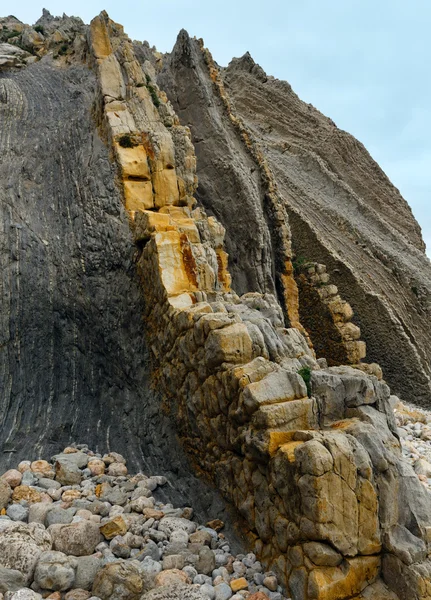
89, 13, 431, 600
295, 262, 366, 366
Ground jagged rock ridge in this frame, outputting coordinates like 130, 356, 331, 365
157, 34, 431, 406
0, 9, 431, 600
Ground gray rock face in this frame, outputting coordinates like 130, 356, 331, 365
0, 56, 246, 536
158, 32, 431, 406
157, 31, 289, 305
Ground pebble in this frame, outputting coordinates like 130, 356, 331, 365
0, 445, 290, 598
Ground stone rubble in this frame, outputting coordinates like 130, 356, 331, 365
394, 398, 431, 492
0, 446, 290, 600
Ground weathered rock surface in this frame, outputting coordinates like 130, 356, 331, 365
158, 32, 431, 406
0, 13, 244, 534
1, 9, 431, 600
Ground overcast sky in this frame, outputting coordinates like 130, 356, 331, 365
14, 0, 431, 256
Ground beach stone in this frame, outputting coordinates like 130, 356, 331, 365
12, 486, 42, 504
214, 583, 232, 600
0, 566, 25, 592
0, 522, 52, 585
108, 463, 128, 477
154, 569, 190, 587
37, 478, 62, 491
54, 453, 89, 470
46, 507, 75, 526
31, 461, 54, 479
0, 480, 12, 509
34, 551, 76, 591
55, 459, 82, 486
18, 462, 31, 474
74, 556, 102, 590
1, 470, 23, 489
28, 503, 53, 525
64, 591, 92, 600
141, 585, 207, 599
158, 517, 196, 537
6, 504, 29, 522
110, 535, 131, 558
196, 546, 216, 575
62, 490, 82, 503
50, 521, 101, 556
92, 562, 143, 599
97, 484, 127, 506
88, 460, 105, 476
100, 516, 128, 540
4, 591, 42, 600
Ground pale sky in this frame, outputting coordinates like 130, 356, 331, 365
12, 0, 431, 256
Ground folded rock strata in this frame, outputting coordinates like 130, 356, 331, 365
157, 33, 431, 407
1, 9, 431, 600
86, 12, 431, 599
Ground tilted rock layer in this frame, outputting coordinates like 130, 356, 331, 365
157, 35, 431, 406
1, 9, 431, 600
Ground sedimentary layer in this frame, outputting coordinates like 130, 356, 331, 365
157, 36, 431, 406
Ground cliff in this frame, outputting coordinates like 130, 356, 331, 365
0, 10, 431, 600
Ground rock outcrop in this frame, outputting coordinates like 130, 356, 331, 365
157, 34, 431, 407
1, 9, 431, 600
85, 12, 431, 599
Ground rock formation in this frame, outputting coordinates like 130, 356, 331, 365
157, 34, 431, 406
1, 9, 431, 600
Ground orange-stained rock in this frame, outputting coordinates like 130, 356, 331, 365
1, 469, 22, 488
89, 15, 112, 59
143, 508, 164, 520
63, 447, 79, 454
154, 568, 190, 587
12, 485, 42, 504
230, 577, 248, 592
307, 556, 380, 600
88, 459, 105, 476
124, 180, 154, 212
206, 519, 224, 532
31, 460, 54, 478
248, 594, 270, 600
99, 515, 128, 540
62, 489, 81, 503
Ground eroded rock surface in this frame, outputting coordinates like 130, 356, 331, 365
158, 34, 431, 406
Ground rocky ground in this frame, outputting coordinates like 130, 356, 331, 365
0, 447, 288, 600
395, 399, 431, 489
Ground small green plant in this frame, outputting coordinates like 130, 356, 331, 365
136, 82, 145, 88
1, 29, 19, 41
34, 25, 44, 34
118, 134, 137, 148
298, 366, 312, 398
148, 84, 160, 108
145, 73, 151, 84
58, 44, 68, 56
292, 255, 308, 274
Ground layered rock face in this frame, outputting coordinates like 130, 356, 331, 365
1, 9, 431, 600
158, 35, 431, 407
86, 12, 431, 599
0, 13, 241, 525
